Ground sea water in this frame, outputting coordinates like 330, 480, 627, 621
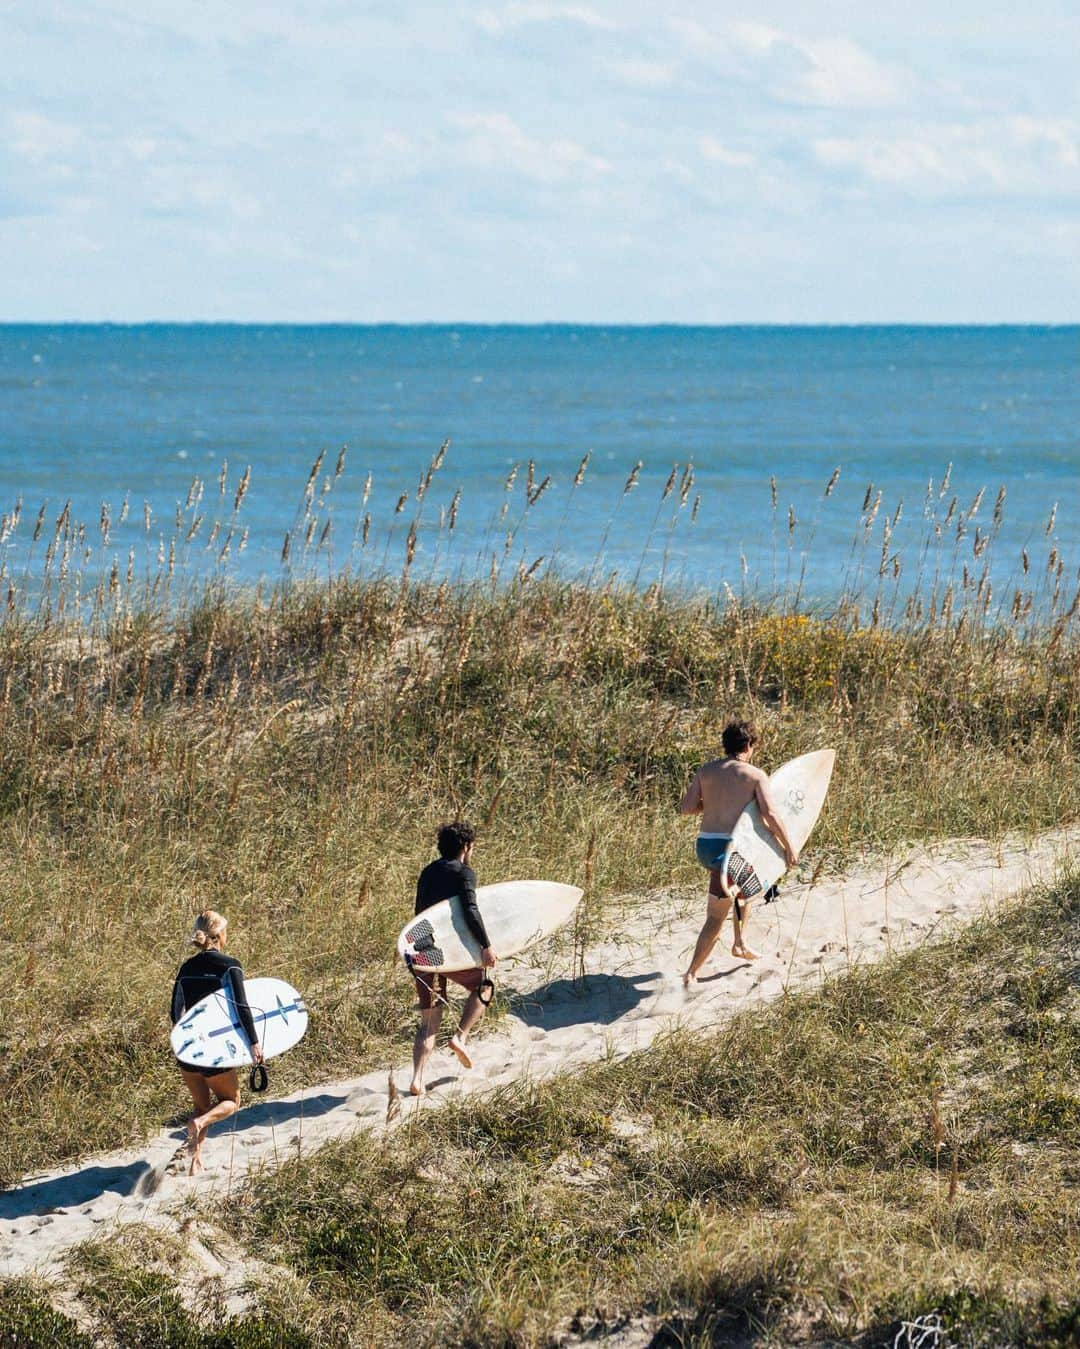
1, 325, 1076, 606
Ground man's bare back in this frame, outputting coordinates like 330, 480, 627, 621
679, 757, 769, 835
680, 723, 799, 982
679, 742, 799, 870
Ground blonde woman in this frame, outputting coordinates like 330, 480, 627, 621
171, 910, 263, 1175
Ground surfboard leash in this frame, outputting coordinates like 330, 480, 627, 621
404, 954, 455, 1012
404, 954, 496, 1011
238, 988, 271, 1092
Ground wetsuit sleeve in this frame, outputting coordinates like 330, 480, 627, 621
170, 973, 185, 1025
459, 864, 491, 950
225, 964, 260, 1046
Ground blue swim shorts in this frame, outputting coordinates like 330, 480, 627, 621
695, 833, 732, 871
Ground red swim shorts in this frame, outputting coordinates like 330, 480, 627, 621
412, 966, 484, 1010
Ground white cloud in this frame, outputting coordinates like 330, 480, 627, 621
7, 111, 83, 162
812, 118, 1080, 196
699, 136, 755, 168
473, 3, 617, 36
1009, 116, 1080, 169
669, 19, 912, 110
601, 56, 677, 89
125, 136, 158, 162
662, 158, 695, 185
813, 136, 949, 185
3, 1, 1079, 319
135, 156, 263, 220
786, 36, 908, 110
447, 112, 612, 184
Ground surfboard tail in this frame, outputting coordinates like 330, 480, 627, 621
722, 849, 764, 901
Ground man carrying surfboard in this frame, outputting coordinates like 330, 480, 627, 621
409, 821, 496, 1096
680, 720, 799, 982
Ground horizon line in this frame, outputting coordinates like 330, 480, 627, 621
2, 319, 1078, 330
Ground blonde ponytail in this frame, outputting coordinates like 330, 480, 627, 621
190, 909, 228, 950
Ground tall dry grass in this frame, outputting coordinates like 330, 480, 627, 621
0, 451, 1077, 1185
9, 875, 1076, 1348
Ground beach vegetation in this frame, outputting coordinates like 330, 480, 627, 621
0, 458, 1077, 1185
8, 873, 1075, 1346
0, 455, 1077, 1343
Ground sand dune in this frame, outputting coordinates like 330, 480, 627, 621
2, 827, 1076, 1280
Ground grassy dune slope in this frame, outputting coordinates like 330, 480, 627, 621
5, 875, 1077, 1347
2, 572, 1078, 1186
2, 454, 1079, 1344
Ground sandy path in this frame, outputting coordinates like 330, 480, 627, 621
3, 827, 1076, 1279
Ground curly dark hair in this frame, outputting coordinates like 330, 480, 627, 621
721, 720, 759, 756
437, 820, 476, 859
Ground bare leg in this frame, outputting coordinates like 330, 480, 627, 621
448, 990, 487, 1069
179, 1069, 212, 1169
184, 1069, 240, 1174
684, 891, 733, 985
411, 1006, 443, 1096
731, 898, 760, 960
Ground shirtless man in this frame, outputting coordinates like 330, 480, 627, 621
679, 720, 798, 984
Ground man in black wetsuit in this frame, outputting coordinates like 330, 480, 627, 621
409, 820, 496, 1096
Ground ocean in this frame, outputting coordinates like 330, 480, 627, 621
1, 324, 1076, 607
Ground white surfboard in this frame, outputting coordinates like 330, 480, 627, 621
722, 749, 836, 901
398, 880, 584, 974
171, 976, 308, 1071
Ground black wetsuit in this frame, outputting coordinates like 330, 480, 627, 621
171, 950, 258, 1076
415, 857, 491, 950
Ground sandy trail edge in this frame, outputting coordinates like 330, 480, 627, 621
3, 827, 1077, 1280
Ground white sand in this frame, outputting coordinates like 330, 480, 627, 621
2, 827, 1076, 1280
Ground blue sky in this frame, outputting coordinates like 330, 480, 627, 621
3, 1, 1078, 321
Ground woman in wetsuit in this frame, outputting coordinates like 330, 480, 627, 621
171, 910, 263, 1174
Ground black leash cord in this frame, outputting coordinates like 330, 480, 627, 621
406, 956, 496, 1010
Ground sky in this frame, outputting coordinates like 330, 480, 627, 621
2, 1, 1079, 322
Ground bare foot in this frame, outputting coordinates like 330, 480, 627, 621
186, 1119, 205, 1175
448, 1036, 473, 1070
683, 970, 697, 989
732, 944, 761, 960
409, 1083, 424, 1097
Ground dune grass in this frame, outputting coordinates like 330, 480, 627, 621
0, 567, 1077, 1186
1, 448, 1079, 1190
0, 455, 1078, 1343
216, 873, 1079, 1348
10, 872, 1077, 1347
